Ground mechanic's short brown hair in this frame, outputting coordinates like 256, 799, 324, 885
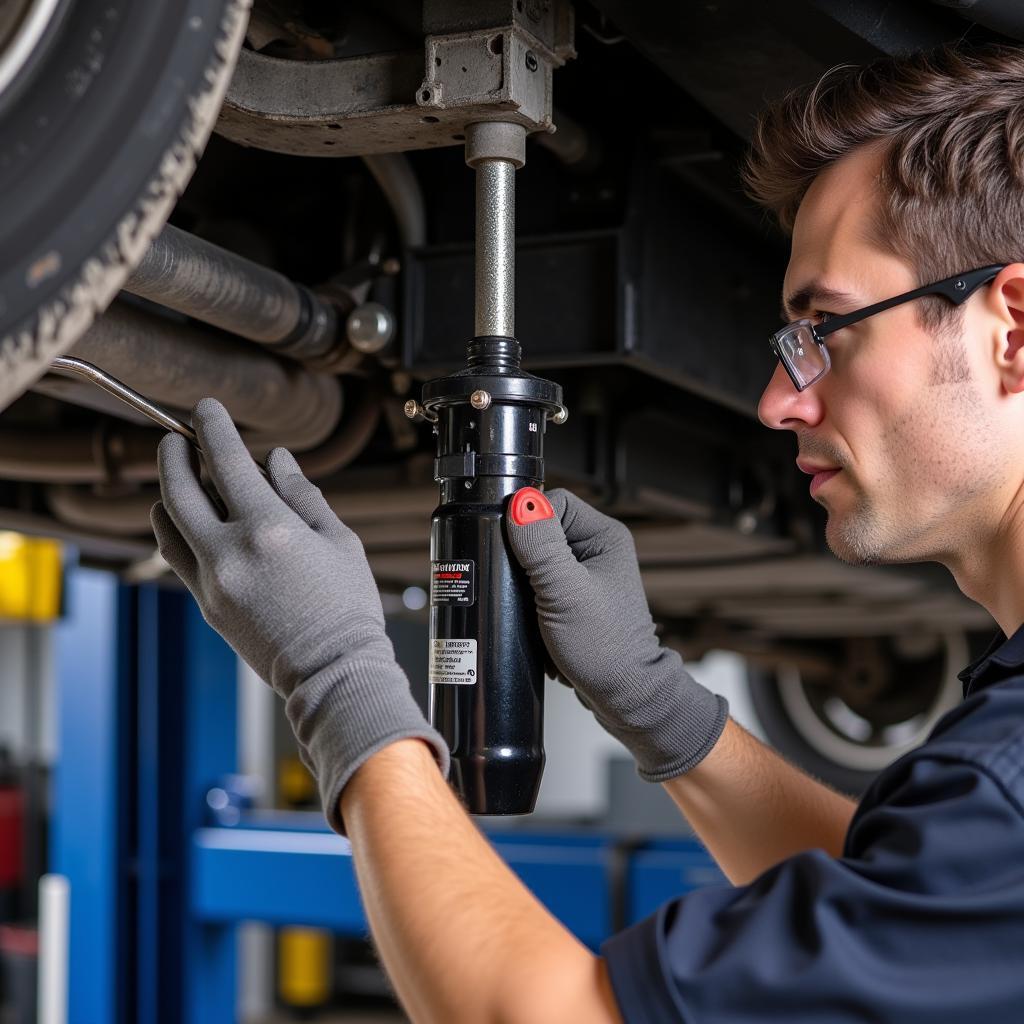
744, 44, 1024, 331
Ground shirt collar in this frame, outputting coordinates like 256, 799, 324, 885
959, 622, 1024, 697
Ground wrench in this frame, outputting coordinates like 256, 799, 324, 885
49, 355, 268, 481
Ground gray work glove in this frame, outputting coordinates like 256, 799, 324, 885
150, 398, 449, 834
507, 488, 728, 781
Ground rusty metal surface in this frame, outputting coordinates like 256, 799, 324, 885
215, 3, 574, 157
423, 0, 575, 60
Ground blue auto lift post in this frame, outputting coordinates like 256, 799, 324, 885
52, 565, 724, 1023
53, 569, 238, 1024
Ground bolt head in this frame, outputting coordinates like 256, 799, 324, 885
551, 406, 569, 425
404, 399, 420, 419
347, 302, 394, 353
525, 50, 539, 72
470, 389, 492, 410
736, 511, 758, 535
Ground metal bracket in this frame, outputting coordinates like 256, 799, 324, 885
215, 1, 574, 157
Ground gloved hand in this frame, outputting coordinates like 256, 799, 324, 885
150, 398, 449, 833
507, 488, 728, 781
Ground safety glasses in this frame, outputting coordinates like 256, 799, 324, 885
769, 265, 1006, 391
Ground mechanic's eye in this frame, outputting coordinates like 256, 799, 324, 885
815, 311, 834, 324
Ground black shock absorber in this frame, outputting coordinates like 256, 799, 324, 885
407, 122, 567, 814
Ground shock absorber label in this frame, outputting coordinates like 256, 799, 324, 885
429, 638, 478, 685
430, 560, 476, 606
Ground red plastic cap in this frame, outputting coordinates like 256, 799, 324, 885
509, 487, 555, 526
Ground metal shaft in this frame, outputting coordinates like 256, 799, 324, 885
49, 356, 269, 483
474, 159, 516, 338
50, 357, 198, 444
465, 122, 526, 340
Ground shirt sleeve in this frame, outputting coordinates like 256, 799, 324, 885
602, 752, 1024, 1023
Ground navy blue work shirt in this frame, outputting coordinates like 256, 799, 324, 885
603, 626, 1024, 1022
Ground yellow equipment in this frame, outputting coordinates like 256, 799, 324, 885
278, 927, 333, 1008
0, 533, 62, 623
276, 754, 332, 1009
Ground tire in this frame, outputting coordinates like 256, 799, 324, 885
747, 632, 969, 795
0, 0, 250, 412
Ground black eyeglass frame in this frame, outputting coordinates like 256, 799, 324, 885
769, 264, 1006, 391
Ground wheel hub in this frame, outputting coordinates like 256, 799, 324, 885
777, 632, 967, 772
0, 0, 63, 100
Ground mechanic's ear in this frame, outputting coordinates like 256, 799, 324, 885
991, 264, 1024, 394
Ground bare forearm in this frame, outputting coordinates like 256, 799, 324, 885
663, 718, 857, 884
341, 740, 621, 1024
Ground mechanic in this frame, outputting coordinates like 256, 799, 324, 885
151, 42, 1024, 1023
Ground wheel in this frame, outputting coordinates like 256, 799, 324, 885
0, 0, 250, 412
747, 632, 969, 795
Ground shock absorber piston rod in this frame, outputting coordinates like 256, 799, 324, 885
471, 124, 521, 338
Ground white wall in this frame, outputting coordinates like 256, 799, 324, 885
533, 649, 761, 819
0, 624, 55, 763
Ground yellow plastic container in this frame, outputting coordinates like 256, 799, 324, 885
278, 927, 332, 1007
0, 532, 62, 623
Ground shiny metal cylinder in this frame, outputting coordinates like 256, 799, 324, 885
49, 357, 197, 443
474, 159, 516, 338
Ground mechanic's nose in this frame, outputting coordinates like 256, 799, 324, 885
757, 362, 825, 431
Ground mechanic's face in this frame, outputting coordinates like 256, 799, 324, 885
757, 145, 1018, 569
